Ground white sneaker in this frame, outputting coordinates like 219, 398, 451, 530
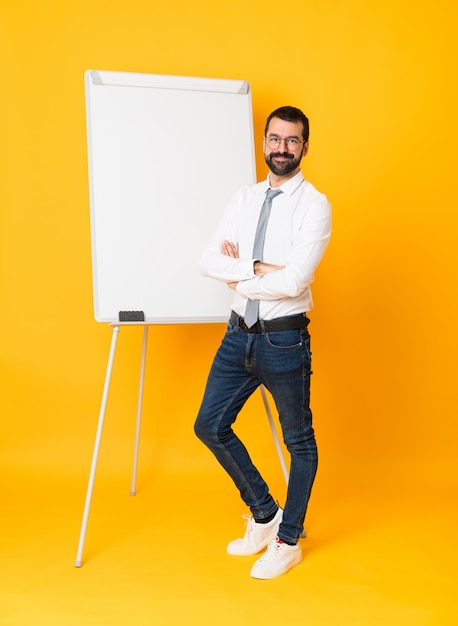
226, 508, 283, 556
250, 537, 302, 579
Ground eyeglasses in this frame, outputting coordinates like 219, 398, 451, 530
265, 135, 305, 151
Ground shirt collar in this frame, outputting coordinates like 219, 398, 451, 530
263, 170, 305, 197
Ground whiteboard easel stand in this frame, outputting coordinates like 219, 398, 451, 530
130, 325, 148, 496
74, 323, 294, 568
74, 323, 119, 567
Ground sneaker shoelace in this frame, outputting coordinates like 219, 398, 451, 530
260, 539, 284, 563
241, 514, 255, 541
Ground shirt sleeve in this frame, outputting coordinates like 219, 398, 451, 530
198, 189, 256, 282
236, 196, 332, 301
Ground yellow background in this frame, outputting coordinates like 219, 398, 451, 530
1, 1, 457, 624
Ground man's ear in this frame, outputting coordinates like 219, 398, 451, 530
303, 141, 309, 157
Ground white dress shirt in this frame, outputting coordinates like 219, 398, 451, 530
199, 170, 332, 320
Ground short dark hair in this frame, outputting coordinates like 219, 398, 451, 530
264, 106, 309, 142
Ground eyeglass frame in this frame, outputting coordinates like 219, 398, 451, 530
265, 134, 306, 151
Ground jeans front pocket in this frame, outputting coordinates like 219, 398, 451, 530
265, 329, 303, 350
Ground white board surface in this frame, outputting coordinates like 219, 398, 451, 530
85, 70, 256, 323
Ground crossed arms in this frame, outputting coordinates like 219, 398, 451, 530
221, 240, 284, 291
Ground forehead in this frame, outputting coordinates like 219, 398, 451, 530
266, 117, 304, 138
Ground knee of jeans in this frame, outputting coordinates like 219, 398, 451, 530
194, 414, 216, 445
283, 423, 316, 450
195, 412, 229, 447
284, 436, 318, 460
194, 416, 206, 442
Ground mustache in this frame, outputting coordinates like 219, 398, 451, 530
269, 152, 294, 160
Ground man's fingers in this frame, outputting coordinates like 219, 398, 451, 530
222, 240, 238, 258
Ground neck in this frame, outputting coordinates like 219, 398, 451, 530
268, 167, 300, 188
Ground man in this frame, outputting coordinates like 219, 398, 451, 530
194, 106, 331, 579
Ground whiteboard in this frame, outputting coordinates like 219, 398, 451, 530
85, 70, 256, 323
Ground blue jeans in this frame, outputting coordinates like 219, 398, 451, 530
194, 316, 317, 545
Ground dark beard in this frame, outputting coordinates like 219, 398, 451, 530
264, 151, 302, 176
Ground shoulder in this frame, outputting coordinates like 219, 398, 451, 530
298, 179, 331, 212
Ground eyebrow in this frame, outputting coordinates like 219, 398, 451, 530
268, 133, 301, 140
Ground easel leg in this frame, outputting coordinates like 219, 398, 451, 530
130, 325, 148, 496
74, 324, 120, 567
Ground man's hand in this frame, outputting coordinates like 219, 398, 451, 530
222, 240, 238, 259
222, 240, 239, 289
254, 261, 285, 275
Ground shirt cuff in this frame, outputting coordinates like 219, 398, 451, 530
237, 258, 257, 280
236, 275, 260, 298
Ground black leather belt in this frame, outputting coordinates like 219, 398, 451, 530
230, 310, 309, 333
